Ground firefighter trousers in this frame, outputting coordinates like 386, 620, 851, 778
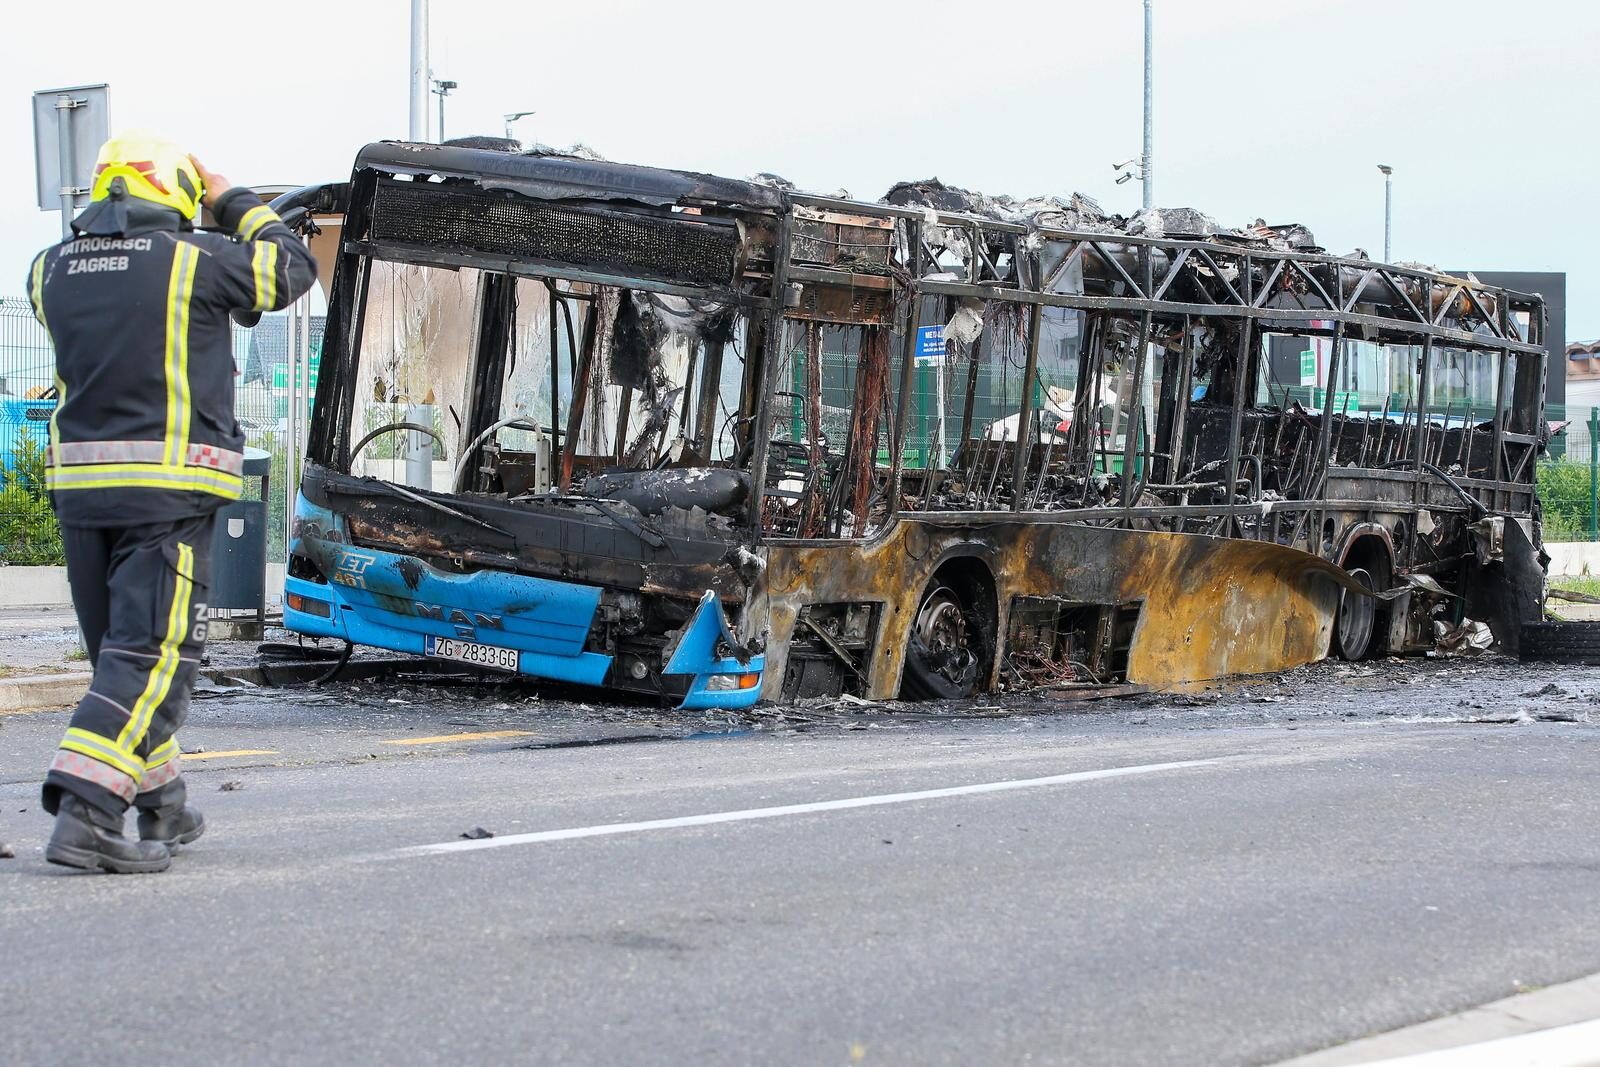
43, 514, 214, 824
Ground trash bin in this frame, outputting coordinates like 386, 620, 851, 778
209, 445, 271, 626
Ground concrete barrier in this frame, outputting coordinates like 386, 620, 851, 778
1547, 542, 1600, 577
0, 563, 286, 610
0, 566, 72, 608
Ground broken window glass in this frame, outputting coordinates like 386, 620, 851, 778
545, 288, 749, 486
349, 260, 480, 490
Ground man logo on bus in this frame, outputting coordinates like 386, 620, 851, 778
414, 603, 504, 636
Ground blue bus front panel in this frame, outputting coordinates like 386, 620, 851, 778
284, 494, 762, 707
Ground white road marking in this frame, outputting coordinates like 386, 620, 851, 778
1355, 1018, 1600, 1066
397, 758, 1219, 857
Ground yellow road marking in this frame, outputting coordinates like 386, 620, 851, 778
379, 730, 535, 746
183, 749, 278, 761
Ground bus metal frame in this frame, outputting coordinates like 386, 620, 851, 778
282, 142, 1548, 707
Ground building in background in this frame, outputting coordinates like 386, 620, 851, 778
1566, 340, 1600, 409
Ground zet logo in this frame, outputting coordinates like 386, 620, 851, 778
332, 550, 376, 589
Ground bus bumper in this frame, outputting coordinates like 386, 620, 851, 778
285, 495, 761, 708
666, 590, 765, 710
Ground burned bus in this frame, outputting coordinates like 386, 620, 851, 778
279, 141, 1548, 707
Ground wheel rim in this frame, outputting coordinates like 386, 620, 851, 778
913, 586, 977, 686
1336, 566, 1376, 659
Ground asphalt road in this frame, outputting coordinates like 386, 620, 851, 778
3, 657, 1599, 1066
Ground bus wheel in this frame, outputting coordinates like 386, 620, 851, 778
1334, 566, 1377, 661
902, 584, 985, 700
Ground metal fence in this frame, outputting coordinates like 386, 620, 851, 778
1541, 404, 1600, 542
0, 296, 322, 565
0, 298, 62, 563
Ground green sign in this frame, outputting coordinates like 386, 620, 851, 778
271, 356, 321, 392
1312, 387, 1358, 413
1299, 349, 1317, 384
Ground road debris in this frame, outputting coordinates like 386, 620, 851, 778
1433, 619, 1494, 656
193, 676, 258, 699
460, 827, 495, 840
1545, 587, 1600, 605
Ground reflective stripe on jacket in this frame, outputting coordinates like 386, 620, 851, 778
27, 189, 317, 527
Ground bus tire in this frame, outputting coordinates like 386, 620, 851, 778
1334, 566, 1377, 661
1519, 621, 1600, 664
900, 573, 994, 702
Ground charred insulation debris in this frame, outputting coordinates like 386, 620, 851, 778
882, 178, 1328, 255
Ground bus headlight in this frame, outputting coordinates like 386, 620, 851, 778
286, 593, 333, 618
704, 672, 760, 691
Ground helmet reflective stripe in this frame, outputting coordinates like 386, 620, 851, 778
89, 131, 204, 221
48, 440, 246, 475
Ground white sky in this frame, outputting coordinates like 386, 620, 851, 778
2, 0, 1594, 338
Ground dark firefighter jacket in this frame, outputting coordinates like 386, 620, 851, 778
26, 189, 316, 527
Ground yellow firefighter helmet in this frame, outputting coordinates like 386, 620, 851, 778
88, 131, 204, 221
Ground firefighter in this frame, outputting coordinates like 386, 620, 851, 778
26, 132, 316, 873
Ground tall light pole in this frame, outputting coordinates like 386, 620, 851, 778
1142, 0, 1154, 211
432, 78, 457, 141
408, 0, 429, 141
1377, 164, 1393, 262
504, 110, 535, 143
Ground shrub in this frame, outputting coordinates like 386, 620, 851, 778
1537, 458, 1594, 542
0, 429, 63, 564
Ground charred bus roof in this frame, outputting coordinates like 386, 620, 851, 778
319, 141, 1545, 357
350, 141, 790, 213
338, 141, 788, 303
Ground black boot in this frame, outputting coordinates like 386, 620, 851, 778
137, 805, 205, 850
46, 795, 171, 874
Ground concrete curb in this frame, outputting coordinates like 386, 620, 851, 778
0, 656, 462, 714
1275, 971, 1600, 1065
0, 672, 93, 714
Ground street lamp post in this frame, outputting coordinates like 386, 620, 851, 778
504, 110, 535, 143
1142, 0, 1153, 212
408, 0, 428, 141
432, 79, 457, 142
1377, 164, 1393, 262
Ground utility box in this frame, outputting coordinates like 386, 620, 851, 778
209, 446, 272, 625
